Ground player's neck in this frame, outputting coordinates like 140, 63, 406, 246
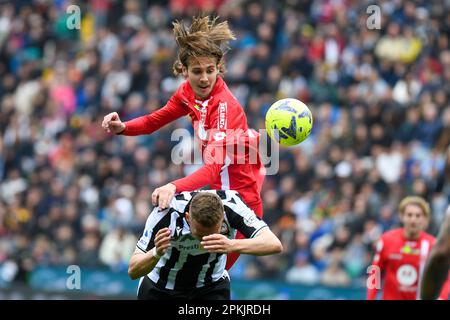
403, 229, 420, 240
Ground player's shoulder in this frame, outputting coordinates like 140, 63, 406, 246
214, 80, 241, 108
168, 191, 194, 214
420, 231, 436, 242
175, 190, 242, 203
202, 189, 241, 201
174, 80, 192, 100
190, 190, 245, 208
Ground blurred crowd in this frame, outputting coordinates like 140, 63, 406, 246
0, 0, 450, 289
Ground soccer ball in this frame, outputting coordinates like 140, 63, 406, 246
265, 98, 313, 147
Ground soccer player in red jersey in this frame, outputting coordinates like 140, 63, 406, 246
101, 16, 265, 270
421, 205, 450, 299
367, 196, 450, 300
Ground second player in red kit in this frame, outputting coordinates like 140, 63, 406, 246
367, 196, 450, 300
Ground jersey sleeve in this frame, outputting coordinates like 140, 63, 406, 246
122, 92, 188, 136
171, 98, 251, 192
367, 236, 387, 300
136, 207, 172, 252
171, 163, 222, 192
224, 193, 267, 238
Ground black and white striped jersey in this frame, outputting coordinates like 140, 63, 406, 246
136, 190, 267, 291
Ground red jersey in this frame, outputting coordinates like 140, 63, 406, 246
121, 76, 264, 215
367, 228, 450, 300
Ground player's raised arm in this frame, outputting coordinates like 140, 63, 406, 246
103, 93, 189, 137
102, 112, 126, 134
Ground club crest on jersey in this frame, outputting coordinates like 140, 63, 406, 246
175, 226, 183, 237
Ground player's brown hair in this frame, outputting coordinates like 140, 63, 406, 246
172, 15, 236, 76
189, 192, 224, 227
398, 196, 431, 218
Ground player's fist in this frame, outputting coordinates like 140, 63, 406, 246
154, 228, 171, 256
102, 112, 126, 134
152, 183, 176, 210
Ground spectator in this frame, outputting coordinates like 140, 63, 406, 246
99, 226, 137, 271
285, 251, 320, 285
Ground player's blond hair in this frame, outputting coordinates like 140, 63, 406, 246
189, 192, 224, 227
172, 15, 236, 76
398, 196, 431, 218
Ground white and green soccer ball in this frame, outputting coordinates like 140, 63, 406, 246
265, 98, 313, 147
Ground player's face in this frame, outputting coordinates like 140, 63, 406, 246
189, 217, 223, 241
400, 204, 429, 238
183, 56, 219, 99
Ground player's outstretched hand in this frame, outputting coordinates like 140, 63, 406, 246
152, 183, 177, 209
201, 234, 234, 253
154, 227, 171, 256
102, 112, 126, 134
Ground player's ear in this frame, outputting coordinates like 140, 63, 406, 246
217, 61, 224, 74
182, 65, 188, 78
185, 211, 190, 221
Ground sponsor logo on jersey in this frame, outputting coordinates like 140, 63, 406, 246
401, 244, 420, 255
171, 237, 207, 253
218, 102, 227, 130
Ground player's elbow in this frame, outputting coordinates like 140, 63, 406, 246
260, 230, 283, 254
271, 238, 283, 254
128, 264, 139, 280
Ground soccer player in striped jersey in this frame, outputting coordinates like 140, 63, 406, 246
128, 190, 282, 300
102, 15, 265, 271
367, 196, 450, 300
